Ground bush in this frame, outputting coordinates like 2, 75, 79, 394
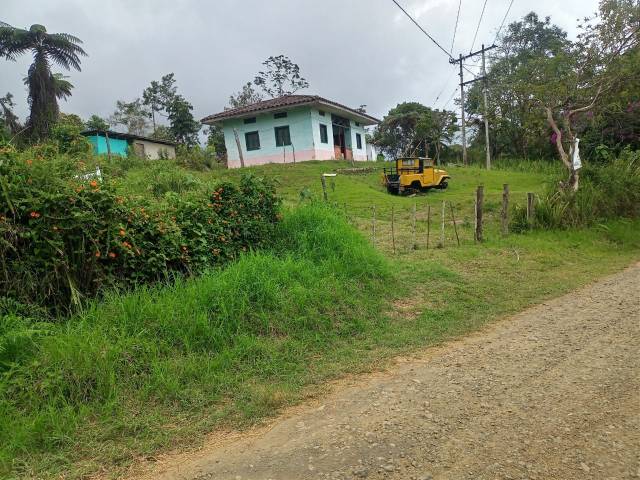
511, 152, 640, 231
0, 204, 390, 477
0, 150, 280, 312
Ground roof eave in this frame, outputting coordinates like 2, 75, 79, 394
200, 96, 380, 126
314, 100, 380, 125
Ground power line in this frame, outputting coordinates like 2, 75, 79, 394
442, 86, 458, 109
391, 0, 454, 61
469, 0, 489, 52
450, 0, 462, 53
433, 70, 456, 104
493, 0, 515, 43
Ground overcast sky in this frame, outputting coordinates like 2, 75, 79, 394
1, 0, 598, 126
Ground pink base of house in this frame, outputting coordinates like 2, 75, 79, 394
227, 149, 369, 168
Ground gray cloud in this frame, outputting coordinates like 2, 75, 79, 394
1, 0, 597, 127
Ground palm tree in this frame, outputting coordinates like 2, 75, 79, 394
23, 73, 75, 101
0, 23, 86, 139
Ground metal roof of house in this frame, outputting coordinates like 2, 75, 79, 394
81, 129, 177, 146
200, 95, 380, 125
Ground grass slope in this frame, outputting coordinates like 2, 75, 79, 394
2, 160, 639, 479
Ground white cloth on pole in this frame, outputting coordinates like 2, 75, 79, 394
571, 137, 582, 170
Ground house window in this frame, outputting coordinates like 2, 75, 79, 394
245, 131, 260, 151
243, 117, 257, 124
274, 112, 287, 119
318, 110, 325, 116
274, 126, 291, 147
356, 133, 362, 149
319, 124, 328, 143
355, 122, 360, 127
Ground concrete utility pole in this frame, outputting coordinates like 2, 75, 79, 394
450, 44, 496, 168
458, 54, 467, 166
482, 44, 491, 170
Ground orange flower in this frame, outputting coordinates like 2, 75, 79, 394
122, 241, 132, 249
89, 180, 98, 188
25, 159, 33, 166
30, 211, 40, 218
108, 252, 117, 258
95, 251, 101, 258
119, 229, 126, 237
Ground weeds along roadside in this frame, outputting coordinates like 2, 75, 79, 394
0, 202, 393, 478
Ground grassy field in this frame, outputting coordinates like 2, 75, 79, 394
2, 159, 639, 479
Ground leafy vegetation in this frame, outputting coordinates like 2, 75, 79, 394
463, 2, 639, 189
1, 175, 638, 478
513, 150, 640, 230
0, 203, 392, 478
0, 149, 279, 312
371, 102, 458, 162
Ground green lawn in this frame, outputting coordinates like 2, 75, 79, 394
4, 159, 639, 479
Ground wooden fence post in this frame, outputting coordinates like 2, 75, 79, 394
527, 192, 535, 224
449, 202, 460, 246
440, 200, 445, 248
391, 205, 396, 255
320, 175, 328, 201
104, 130, 112, 161
475, 185, 484, 242
426, 204, 431, 250
371, 205, 376, 246
411, 202, 417, 250
501, 184, 509, 236
233, 128, 245, 168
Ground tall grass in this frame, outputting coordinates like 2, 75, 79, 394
512, 155, 640, 230
0, 203, 391, 478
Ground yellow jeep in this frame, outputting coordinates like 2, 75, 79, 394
382, 157, 450, 194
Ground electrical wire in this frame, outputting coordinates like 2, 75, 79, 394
469, 0, 489, 52
493, 0, 515, 43
442, 86, 459, 109
433, 70, 456, 104
391, 0, 454, 61
450, 0, 462, 53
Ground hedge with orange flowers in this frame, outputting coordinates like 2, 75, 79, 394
0, 150, 280, 312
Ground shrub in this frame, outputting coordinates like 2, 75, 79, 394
0, 150, 280, 312
511, 153, 640, 231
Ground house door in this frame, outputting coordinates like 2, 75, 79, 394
333, 127, 346, 159
133, 142, 146, 158
331, 114, 352, 160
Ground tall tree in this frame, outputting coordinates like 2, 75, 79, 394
372, 102, 457, 160
109, 99, 150, 136
206, 124, 227, 159
85, 114, 109, 131
253, 55, 309, 98
228, 82, 263, 108
476, 4, 639, 189
0, 23, 86, 140
166, 95, 200, 147
0, 92, 22, 138
142, 73, 177, 133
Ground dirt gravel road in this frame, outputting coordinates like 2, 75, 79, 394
142, 263, 640, 480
